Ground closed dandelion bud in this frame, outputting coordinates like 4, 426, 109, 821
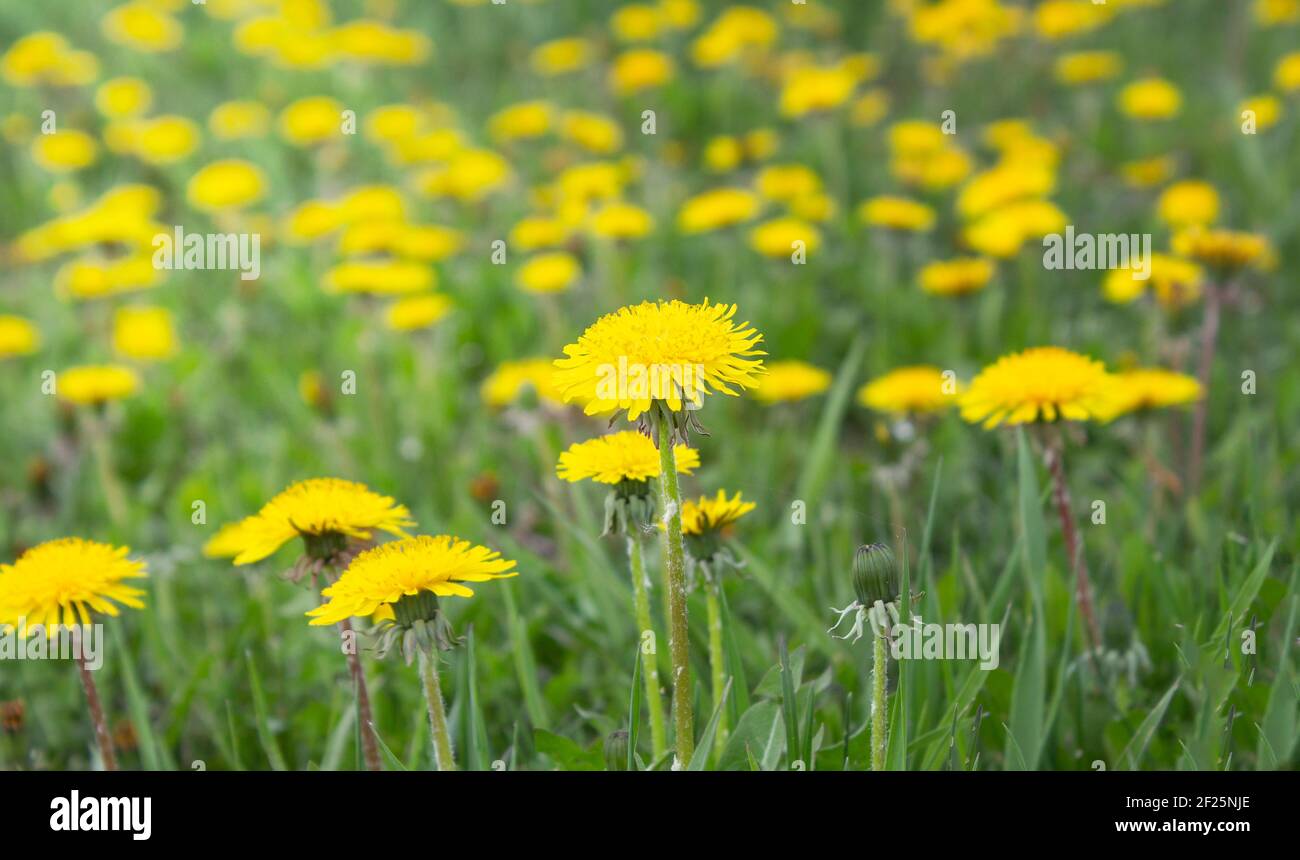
604, 479, 657, 536
604, 729, 630, 771
852, 543, 898, 607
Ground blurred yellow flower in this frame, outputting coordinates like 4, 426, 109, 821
2, 32, 99, 87
101, 2, 183, 52
325, 260, 435, 295
859, 196, 936, 232
384, 294, 453, 332
1274, 51, 1300, 92
489, 101, 554, 143
56, 256, 162, 301
678, 187, 761, 233
0, 315, 40, 358
1033, 0, 1112, 40
1120, 154, 1177, 188
1238, 94, 1282, 131
530, 37, 592, 76
1102, 253, 1203, 308
31, 130, 98, 173
113, 306, 178, 361
1172, 228, 1275, 271
752, 360, 831, 404
481, 358, 567, 408
609, 49, 675, 95
1053, 50, 1122, 85
749, 217, 822, 258
589, 202, 654, 240
187, 159, 267, 212
755, 164, 822, 202
779, 65, 857, 117
57, 365, 141, 405
416, 148, 510, 201
94, 77, 152, 118
611, 4, 664, 42
562, 110, 624, 154
858, 365, 960, 415
1156, 180, 1218, 229
919, 257, 995, 297
517, 252, 581, 294
510, 215, 570, 251
1118, 77, 1182, 120
279, 96, 344, 146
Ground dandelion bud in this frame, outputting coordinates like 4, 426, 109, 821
852, 543, 898, 608
604, 729, 630, 771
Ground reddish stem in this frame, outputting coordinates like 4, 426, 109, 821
1043, 434, 1103, 652
1188, 281, 1221, 494
76, 652, 118, 771
339, 617, 383, 772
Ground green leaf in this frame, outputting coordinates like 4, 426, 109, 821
244, 650, 288, 771
626, 642, 642, 771
718, 701, 784, 771
1120, 680, 1181, 770
533, 729, 604, 771
688, 678, 732, 770
1257, 590, 1299, 769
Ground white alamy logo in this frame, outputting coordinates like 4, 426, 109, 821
152, 226, 261, 281
0, 621, 102, 670
50, 791, 151, 841
889, 616, 1001, 670
1043, 225, 1151, 280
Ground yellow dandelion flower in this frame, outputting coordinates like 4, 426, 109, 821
609, 49, 675, 95
1172, 228, 1275, 271
679, 490, 755, 537
530, 37, 592, 76
749, 217, 822, 258
1097, 369, 1202, 422
481, 358, 567, 408
851, 88, 890, 126
779, 65, 857, 118
678, 187, 761, 233
556, 431, 700, 484
1274, 51, 1300, 92
1118, 77, 1182, 120
112, 306, 178, 361
704, 136, 743, 173
187, 159, 267, 212
1238, 94, 1282, 131
858, 365, 961, 415
1102, 253, 1203, 308
31, 130, 98, 173
752, 360, 831, 404
325, 260, 435, 295
589, 202, 654, 240
611, 4, 664, 42
384, 293, 453, 332
918, 257, 995, 297
488, 100, 554, 143
101, 2, 182, 53
510, 215, 570, 251
554, 299, 766, 421
1255, 0, 1300, 25
279, 96, 344, 146
960, 347, 1113, 428
121, 115, 200, 164
1033, 0, 1112, 40
57, 365, 140, 405
858, 195, 936, 232
416, 148, 510, 202
211, 478, 415, 566
561, 110, 624, 155
306, 535, 516, 626
755, 163, 822, 202
94, 77, 152, 118
1156, 180, 1218, 229
0, 538, 146, 635
1053, 50, 1122, 85
284, 200, 342, 243
55, 256, 162, 301
0, 315, 40, 358
2, 33, 99, 88
1120, 154, 1177, 189
517, 251, 581, 294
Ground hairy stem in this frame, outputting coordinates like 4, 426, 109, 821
627, 533, 668, 760
654, 414, 694, 768
418, 650, 456, 771
871, 633, 888, 772
76, 652, 118, 771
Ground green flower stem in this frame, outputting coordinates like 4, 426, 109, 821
871, 633, 888, 772
705, 582, 729, 752
654, 413, 694, 768
76, 652, 118, 771
82, 409, 127, 528
417, 650, 456, 771
628, 533, 668, 760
